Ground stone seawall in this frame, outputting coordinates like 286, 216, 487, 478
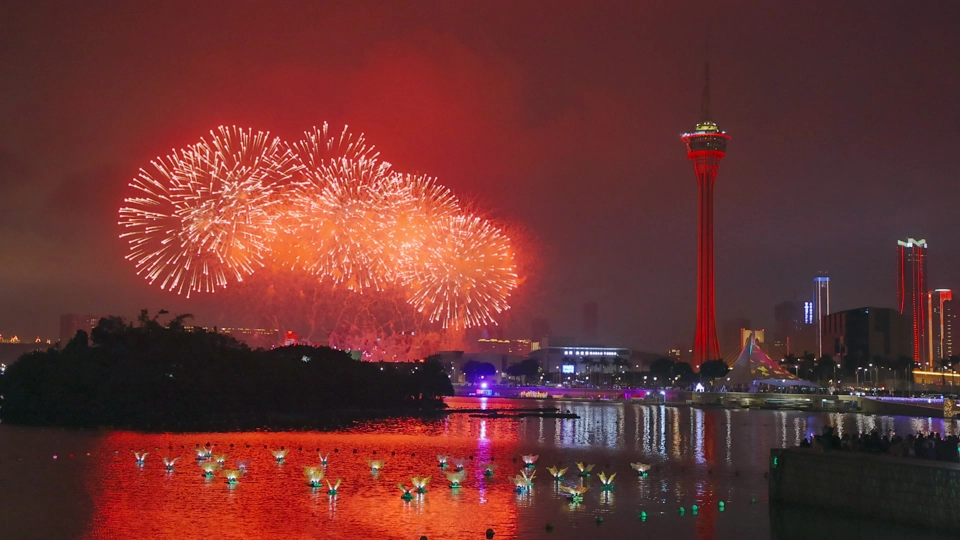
769, 447, 960, 532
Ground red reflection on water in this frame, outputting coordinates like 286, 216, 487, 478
84, 421, 520, 539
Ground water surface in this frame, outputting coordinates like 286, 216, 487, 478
0, 397, 955, 539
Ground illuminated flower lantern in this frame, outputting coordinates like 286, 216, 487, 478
213, 454, 227, 465
195, 446, 213, 460
304, 466, 325, 488
630, 462, 651, 477
200, 462, 220, 478
319, 452, 330, 466
481, 463, 497, 477
560, 485, 589, 504
547, 466, 567, 481
236, 460, 251, 472
222, 469, 241, 485
326, 478, 342, 496
598, 472, 616, 491
452, 458, 467, 472
272, 448, 288, 463
163, 457, 179, 471
412, 476, 430, 494
446, 471, 465, 489
369, 460, 385, 474
437, 455, 449, 469
398, 483, 414, 501
577, 462, 595, 477
521, 455, 538, 468
512, 470, 535, 493
134, 452, 148, 465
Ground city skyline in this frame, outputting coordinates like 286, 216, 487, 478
1, 1, 959, 353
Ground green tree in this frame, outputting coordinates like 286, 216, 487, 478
700, 359, 730, 379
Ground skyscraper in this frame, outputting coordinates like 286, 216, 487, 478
897, 238, 927, 366
582, 302, 599, 341
681, 63, 729, 367
813, 273, 830, 357
927, 289, 953, 365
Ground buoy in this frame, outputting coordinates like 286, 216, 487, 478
692, 504, 699, 514
545, 523, 554, 532
639, 511, 648, 521
750, 498, 757, 504
595, 516, 603, 524
486, 529, 495, 539
679, 507, 685, 515
718, 501, 725, 512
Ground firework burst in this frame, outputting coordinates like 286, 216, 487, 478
118, 126, 299, 296
406, 213, 518, 329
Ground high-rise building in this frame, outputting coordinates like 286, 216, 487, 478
822, 307, 912, 368
681, 62, 729, 368
59, 313, 102, 344
897, 238, 927, 366
582, 302, 599, 341
813, 273, 830, 357
927, 289, 954, 365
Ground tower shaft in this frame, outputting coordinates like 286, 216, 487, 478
691, 151, 723, 365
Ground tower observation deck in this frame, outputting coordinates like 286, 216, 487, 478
681, 69, 730, 368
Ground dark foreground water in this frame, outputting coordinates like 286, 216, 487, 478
0, 397, 956, 540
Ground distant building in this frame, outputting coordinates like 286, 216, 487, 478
477, 338, 533, 356
184, 326, 282, 348
582, 302, 599, 340
529, 344, 631, 375
531, 318, 551, 343
813, 273, 830, 356
897, 238, 928, 366
772, 301, 815, 358
927, 289, 954, 364
59, 313, 103, 344
822, 307, 911, 368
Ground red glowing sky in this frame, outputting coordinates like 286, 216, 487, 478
1, 1, 958, 351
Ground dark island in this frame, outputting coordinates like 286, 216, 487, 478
0, 311, 454, 431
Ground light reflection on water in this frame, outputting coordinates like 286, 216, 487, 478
0, 397, 957, 539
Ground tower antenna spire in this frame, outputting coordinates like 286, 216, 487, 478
701, 36, 711, 121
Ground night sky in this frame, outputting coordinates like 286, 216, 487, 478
1, 1, 958, 352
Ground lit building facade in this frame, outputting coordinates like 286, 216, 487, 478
813, 274, 830, 356
897, 238, 928, 366
529, 345, 631, 375
477, 338, 534, 356
927, 289, 954, 364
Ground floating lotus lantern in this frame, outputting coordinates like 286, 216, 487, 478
195, 446, 213, 460
411, 476, 430, 494
368, 460, 385, 473
222, 469, 241, 485
547, 466, 567, 481
481, 463, 497, 477
163, 457, 179, 471
304, 466, 325, 487
272, 448, 288, 463
576, 462, 595, 477
326, 478, 341, 495
446, 471, 465, 489
512, 470, 535, 493
521, 455, 538, 468
560, 484, 589, 504
236, 460, 250, 472
213, 454, 227, 465
437, 455, 449, 468
398, 483, 414, 500
200, 462, 220, 478
598, 472, 616, 491
630, 462, 651, 477
134, 452, 148, 465
319, 452, 330, 466
452, 458, 467, 472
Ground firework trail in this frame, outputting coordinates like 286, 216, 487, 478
118, 126, 299, 297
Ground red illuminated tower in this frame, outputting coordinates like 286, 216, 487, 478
897, 238, 927, 366
682, 63, 729, 368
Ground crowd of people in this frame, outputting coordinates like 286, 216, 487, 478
799, 426, 960, 463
